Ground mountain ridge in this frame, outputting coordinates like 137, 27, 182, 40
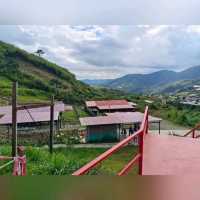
83, 66, 200, 94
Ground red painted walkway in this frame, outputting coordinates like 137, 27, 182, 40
143, 134, 200, 175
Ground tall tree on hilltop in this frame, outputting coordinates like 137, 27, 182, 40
35, 49, 45, 57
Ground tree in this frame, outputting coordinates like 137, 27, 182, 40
35, 49, 45, 57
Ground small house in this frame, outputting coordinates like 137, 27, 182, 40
80, 112, 162, 143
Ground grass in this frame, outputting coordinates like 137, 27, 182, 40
62, 106, 89, 122
0, 145, 138, 175
62, 110, 78, 122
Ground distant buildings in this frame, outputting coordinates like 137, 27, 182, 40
81, 99, 161, 143
180, 94, 200, 106
85, 100, 137, 115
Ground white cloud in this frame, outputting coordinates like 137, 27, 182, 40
1, 25, 200, 79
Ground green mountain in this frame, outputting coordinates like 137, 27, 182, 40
0, 41, 121, 104
90, 66, 200, 94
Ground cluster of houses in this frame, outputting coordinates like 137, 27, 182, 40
180, 94, 200, 106
80, 99, 162, 143
178, 85, 200, 106
0, 99, 162, 144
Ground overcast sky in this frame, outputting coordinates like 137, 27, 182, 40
1, 25, 200, 79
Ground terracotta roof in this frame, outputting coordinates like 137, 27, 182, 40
97, 104, 133, 110
86, 100, 136, 110
80, 112, 162, 126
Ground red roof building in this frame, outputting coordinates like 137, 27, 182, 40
85, 100, 136, 115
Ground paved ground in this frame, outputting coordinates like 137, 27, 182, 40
42, 143, 117, 149
150, 129, 189, 136
143, 134, 200, 175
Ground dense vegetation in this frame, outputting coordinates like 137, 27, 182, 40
146, 100, 200, 128
0, 145, 138, 175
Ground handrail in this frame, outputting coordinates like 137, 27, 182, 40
0, 155, 26, 176
183, 124, 200, 138
0, 147, 27, 176
173, 123, 200, 138
0, 156, 13, 160
0, 160, 14, 171
118, 153, 141, 176
72, 106, 149, 176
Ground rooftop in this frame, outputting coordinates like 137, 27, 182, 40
80, 112, 161, 126
85, 99, 136, 110
0, 101, 68, 125
0, 110, 59, 125
0, 101, 67, 115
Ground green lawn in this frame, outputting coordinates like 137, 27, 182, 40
62, 110, 78, 122
62, 106, 89, 122
0, 146, 138, 175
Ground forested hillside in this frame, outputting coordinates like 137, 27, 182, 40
0, 41, 122, 104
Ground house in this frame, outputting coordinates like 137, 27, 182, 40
80, 112, 162, 143
0, 102, 73, 131
85, 100, 137, 115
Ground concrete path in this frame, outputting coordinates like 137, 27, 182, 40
143, 134, 200, 175
42, 143, 117, 149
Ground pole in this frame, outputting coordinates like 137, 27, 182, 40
159, 122, 161, 135
49, 95, 54, 154
12, 82, 17, 157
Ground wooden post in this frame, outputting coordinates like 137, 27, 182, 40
192, 130, 195, 138
49, 95, 54, 154
12, 82, 17, 157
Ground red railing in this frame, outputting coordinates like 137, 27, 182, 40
72, 106, 149, 176
0, 147, 26, 176
173, 123, 200, 139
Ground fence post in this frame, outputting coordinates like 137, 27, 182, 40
13, 146, 26, 176
12, 81, 17, 157
138, 131, 144, 175
139, 108, 148, 175
192, 130, 195, 138
49, 95, 54, 154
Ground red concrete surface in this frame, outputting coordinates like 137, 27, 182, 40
143, 134, 200, 175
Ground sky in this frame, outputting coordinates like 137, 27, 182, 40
0, 0, 200, 24
1, 25, 200, 79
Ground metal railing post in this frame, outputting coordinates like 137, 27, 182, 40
192, 130, 195, 138
139, 108, 148, 175
138, 130, 144, 175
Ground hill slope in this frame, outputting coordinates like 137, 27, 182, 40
0, 41, 121, 104
82, 79, 113, 86
90, 66, 200, 94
